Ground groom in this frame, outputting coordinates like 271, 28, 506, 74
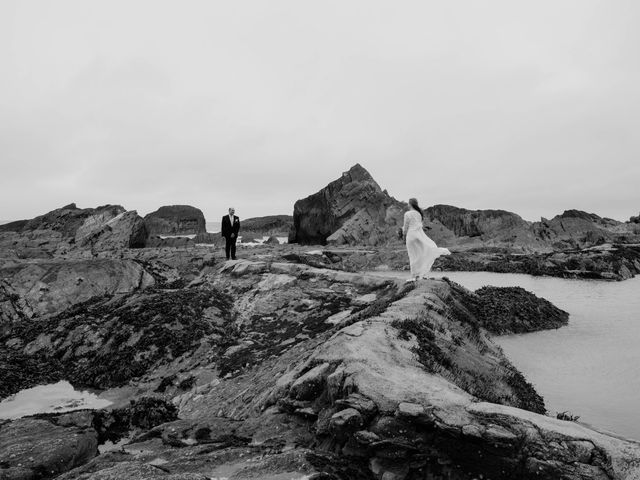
221, 207, 240, 260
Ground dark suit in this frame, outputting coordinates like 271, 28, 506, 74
221, 214, 240, 259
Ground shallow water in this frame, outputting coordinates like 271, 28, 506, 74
370, 270, 640, 441
0, 380, 112, 419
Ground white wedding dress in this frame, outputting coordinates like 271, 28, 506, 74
403, 210, 451, 277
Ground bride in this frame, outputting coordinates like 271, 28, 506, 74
402, 198, 451, 281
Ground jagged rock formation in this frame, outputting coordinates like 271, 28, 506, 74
425, 204, 545, 250
287, 165, 638, 253
2, 252, 640, 479
144, 205, 206, 236
532, 210, 620, 250
76, 210, 148, 251
426, 204, 530, 238
288, 164, 408, 246
2, 203, 124, 237
0, 204, 148, 257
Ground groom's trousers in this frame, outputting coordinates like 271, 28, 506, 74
224, 235, 237, 260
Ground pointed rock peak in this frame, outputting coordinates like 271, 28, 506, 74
61, 203, 78, 210
344, 163, 375, 183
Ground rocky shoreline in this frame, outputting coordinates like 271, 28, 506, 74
2, 240, 640, 479
294, 243, 640, 282
1, 165, 639, 479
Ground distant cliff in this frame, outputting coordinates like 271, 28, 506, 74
241, 215, 292, 237
289, 164, 416, 246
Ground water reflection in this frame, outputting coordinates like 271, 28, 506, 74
0, 380, 112, 419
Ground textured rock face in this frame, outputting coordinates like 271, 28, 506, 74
426, 204, 532, 238
0, 259, 154, 322
242, 215, 292, 236
435, 244, 640, 281
426, 206, 640, 252
76, 210, 148, 251
0, 285, 231, 398
3, 254, 640, 479
533, 210, 623, 249
0, 412, 98, 480
446, 281, 569, 334
425, 204, 547, 251
0, 204, 148, 256
289, 164, 405, 246
22, 203, 127, 238
144, 205, 206, 235
174, 263, 640, 479
287, 165, 638, 252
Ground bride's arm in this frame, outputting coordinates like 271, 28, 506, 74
402, 211, 409, 237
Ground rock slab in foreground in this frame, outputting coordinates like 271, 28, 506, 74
0, 412, 98, 480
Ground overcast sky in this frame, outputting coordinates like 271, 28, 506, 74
1, 1, 638, 223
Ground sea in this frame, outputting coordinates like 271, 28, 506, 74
206, 221, 221, 233
426, 271, 640, 441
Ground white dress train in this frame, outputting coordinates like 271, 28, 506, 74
403, 210, 451, 277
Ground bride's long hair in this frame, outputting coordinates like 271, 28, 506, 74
408, 198, 424, 219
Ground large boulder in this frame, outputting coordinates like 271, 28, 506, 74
0, 412, 98, 479
76, 210, 148, 251
144, 205, 206, 236
288, 164, 405, 246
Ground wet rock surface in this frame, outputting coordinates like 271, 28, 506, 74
444, 280, 570, 335
436, 244, 640, 281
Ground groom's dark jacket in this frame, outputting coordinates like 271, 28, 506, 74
221, 215, 240, 239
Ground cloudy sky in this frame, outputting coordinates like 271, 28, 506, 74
1, 0, 638, 223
